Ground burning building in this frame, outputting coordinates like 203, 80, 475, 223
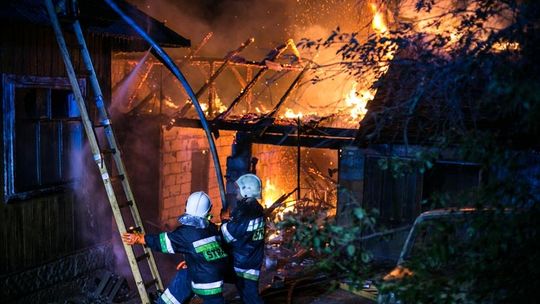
3, 0, 538, 303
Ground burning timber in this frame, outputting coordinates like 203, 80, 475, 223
113, 37, 372, 131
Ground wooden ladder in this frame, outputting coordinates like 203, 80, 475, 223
45, 0, 163, 302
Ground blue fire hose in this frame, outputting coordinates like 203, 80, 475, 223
104, 0, 228, 211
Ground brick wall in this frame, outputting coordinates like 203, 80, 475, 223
160, 130, 338, 227
160, 127, 234, 227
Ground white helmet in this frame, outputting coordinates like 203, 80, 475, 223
235, 174, 262, 199
185, 191, 212, 217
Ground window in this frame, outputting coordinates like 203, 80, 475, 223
3, 75, 85, 201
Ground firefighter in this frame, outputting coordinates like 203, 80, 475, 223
122, 191, 228, 304
221, 173, 265, 304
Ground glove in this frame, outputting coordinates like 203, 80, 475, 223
176, 260, 188, 270
220, 208, 230, 223
122, 232, 146, 245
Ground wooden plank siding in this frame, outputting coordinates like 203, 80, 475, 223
0, 23, 111, 99
0, 193, 75, 274
0, 22, 112, 275
363, 155, 423, 228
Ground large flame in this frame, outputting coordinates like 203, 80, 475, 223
371, 3, 388, 34
345, 82, 373, 121
263, 178, 281, 208
262, 178, 296, 221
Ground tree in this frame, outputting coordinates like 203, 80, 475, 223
282, 1, 540, 302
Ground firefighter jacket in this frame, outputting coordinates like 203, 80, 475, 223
221, 198, 265, 281
145, 216, 228, 296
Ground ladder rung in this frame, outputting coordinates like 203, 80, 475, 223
93, 119, 111, 128
144, 279, 158, 289
118, 200, 133, 209
101, 148, 117, 155
136, 253, 150, 262
109, 174, 125, 183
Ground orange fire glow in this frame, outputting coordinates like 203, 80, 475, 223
262, 178, 296, 221
281, 108, 304, 119
196, 94, 227, 116
263, 179, 282, 208
200, 102, 209, 114
164, 96, 180, 109
214, 94, 228, 114
370, 3, 388, 34
492, 41, 520, 52
345, 82, 373, 121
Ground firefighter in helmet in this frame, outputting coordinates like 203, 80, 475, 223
122, 191, 228, 304
221, 173, 265, 304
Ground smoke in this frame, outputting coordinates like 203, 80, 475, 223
128, 0, 363, 56
111, 48, 152, 115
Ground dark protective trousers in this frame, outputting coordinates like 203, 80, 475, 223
157, 269, 225, 304
235, 277, 264, 304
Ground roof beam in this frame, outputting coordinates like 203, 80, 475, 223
170, 118, 357, 149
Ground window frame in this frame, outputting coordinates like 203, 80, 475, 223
2, 74, 86, 202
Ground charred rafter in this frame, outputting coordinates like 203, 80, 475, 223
171, 118, 357, 149
166, 38, 255, 128
257, 62, 313, 137
216, 43, 290, 120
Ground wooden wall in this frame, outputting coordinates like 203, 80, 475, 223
0, 193, 75, 274
0, 22, 113, 275
363, 155, 423, 227
362, 155, 480, 228
0, 23, 111, 100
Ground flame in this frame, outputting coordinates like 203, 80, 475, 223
492, 41, 520, 52
370, 3, 388, 34
263, 179, 281, 208
282, 108, 304, 119
286, 38, 302, 63
214, 94, 228, 114
164, 96, 179, 109
369, 2, 395, 74
262, 178, 296, 221
344, 82, 373, 121
200, 102, 209, 115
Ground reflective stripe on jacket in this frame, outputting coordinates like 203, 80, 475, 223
221, 199, 265, 281
145, 221, 228, 293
